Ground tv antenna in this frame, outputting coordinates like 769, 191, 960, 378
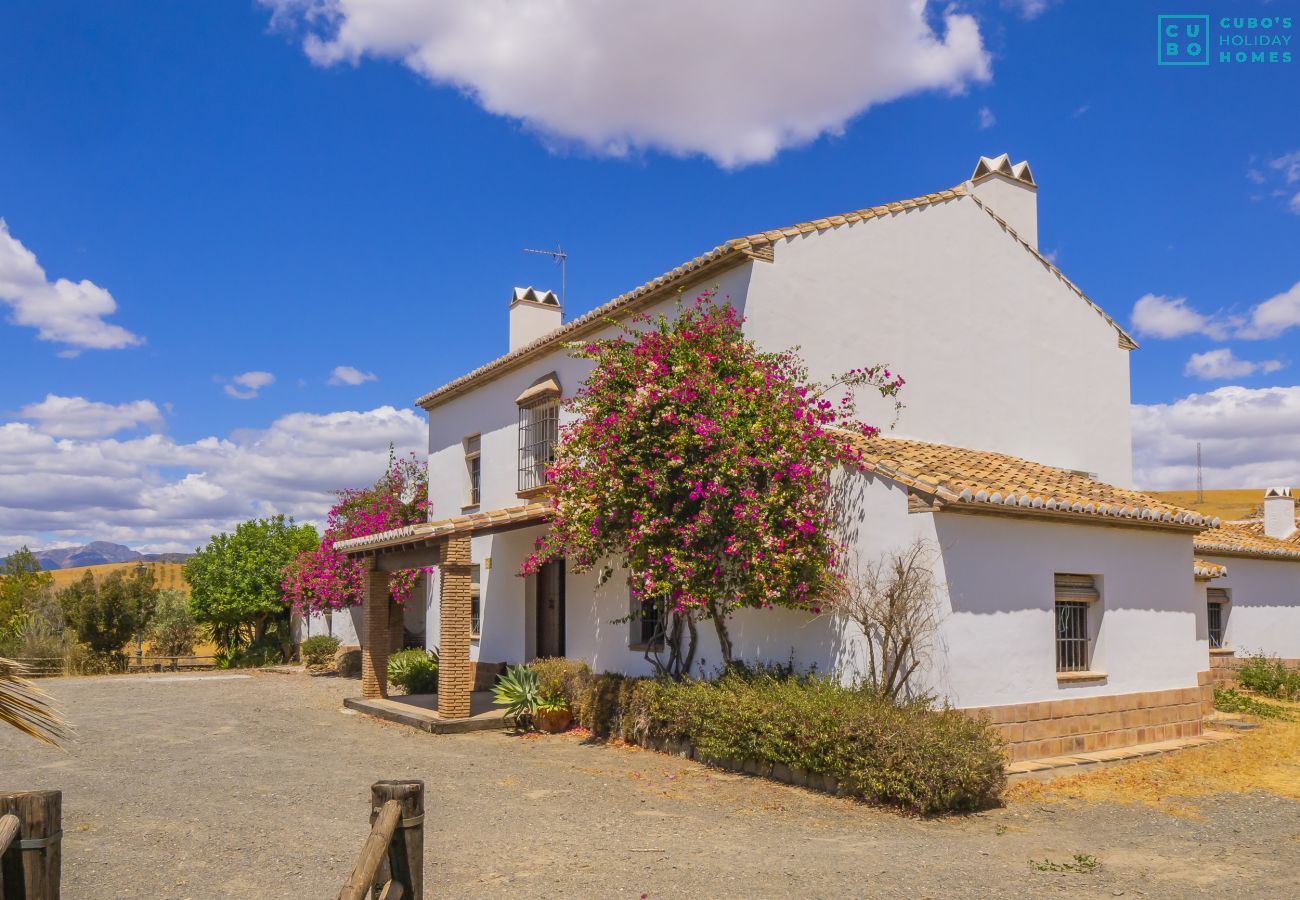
522, 244, 567, 306
1196, 442, 1204, 503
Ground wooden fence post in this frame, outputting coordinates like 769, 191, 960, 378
370, 780, 423, 900
0, 790, 61, 900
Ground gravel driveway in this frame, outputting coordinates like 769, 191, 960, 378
2, 672, 1297, 898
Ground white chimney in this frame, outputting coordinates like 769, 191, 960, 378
508, 287, 562, 352
1263, 486, 1296, 540
969, 154, 1039, 249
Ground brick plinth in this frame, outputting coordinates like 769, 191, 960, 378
1209, 651, 1300, 683
964, 683, 1212, 762
438, 536, 473, 719
360, 568, 392, 700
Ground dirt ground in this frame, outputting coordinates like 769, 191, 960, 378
3, 673, 1298, 899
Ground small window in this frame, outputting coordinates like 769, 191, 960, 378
470, 564, 482, 638
464, 435, 481, 506
1054, 574, 1098, 673
518, 399, 559, 492
1208, 587, 1228, 649
628, 590, 664, 650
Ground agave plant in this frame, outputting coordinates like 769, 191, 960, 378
0, 657, 71, 746
492, 664, 540, 727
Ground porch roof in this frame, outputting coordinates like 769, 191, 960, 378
335, 502, 552, 560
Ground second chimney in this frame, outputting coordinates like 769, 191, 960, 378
969, 153, 1039, 249
1263, 486, 1296, 540
509, 287, 562, 352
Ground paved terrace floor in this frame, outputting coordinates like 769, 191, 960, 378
3, 672, 1298, 898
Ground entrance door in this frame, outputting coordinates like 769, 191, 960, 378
535, 559, 565, 658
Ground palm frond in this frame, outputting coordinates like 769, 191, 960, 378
0, 657, 72, 747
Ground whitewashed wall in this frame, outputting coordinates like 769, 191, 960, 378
1197, 555, 1300, 659
741, 194, 1133, 486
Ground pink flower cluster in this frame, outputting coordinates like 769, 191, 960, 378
521, 291, 904, 624
281, 451, 432, 614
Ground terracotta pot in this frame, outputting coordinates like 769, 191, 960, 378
536, 708, 572, 733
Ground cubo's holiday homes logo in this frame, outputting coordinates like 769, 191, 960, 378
1158, 14, 1293, 66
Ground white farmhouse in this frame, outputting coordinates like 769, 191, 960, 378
1192, 487, 1300, 680
330, 156, 1239, 761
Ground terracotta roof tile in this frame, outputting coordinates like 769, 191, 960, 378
843, 433, 1216, 530
1194, 559, 1227, 579
1193, 524, 1300, 561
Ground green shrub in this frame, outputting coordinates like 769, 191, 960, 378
1214, 686, 1291, 719
300, 635, 342, 668
1235, 653, 1300, 700
527, 660, 1006, 814
147, 589, 198, 657
214, 639, 282, 669
387, 648, 438, 694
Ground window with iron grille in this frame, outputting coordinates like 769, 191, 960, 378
470, 564, 482, 638
518, 399, 559, 492
1207, 587, 1228, 649
464, 435, 481, 506
1054, 574, 1098, 673
629, 590, 664, 650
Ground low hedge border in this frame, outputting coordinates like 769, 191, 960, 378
528, 658, 1006, 815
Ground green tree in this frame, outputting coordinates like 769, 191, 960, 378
59, 568, 155, 660
0, 547, 55, 635
147, 589, 199, 657
185, 516, 319, 657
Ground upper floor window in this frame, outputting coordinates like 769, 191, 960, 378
1054, 574, 1099, 673
464, 434, 481, 507
516, 372, 561, 494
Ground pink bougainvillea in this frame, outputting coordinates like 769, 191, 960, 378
282, 450, 430, 614
522, 291, 904, 665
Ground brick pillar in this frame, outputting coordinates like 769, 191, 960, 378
361, 566, 392, 700
438, 536, 473, 719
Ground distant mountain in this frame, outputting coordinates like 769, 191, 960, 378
16, 542, 194, 571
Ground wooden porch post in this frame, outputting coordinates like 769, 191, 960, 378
361, 565, 392, 700
438, 536, 473, 719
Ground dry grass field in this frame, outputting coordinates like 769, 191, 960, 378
1147, 488, 1290, 522
45, 560, 189, 595
1008, 699, 1300, 809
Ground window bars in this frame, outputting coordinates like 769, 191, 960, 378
1055, 600, 1090, 672
518, 400, 559, 492
630, 593, 664, 649
1208, 601, 1224, 649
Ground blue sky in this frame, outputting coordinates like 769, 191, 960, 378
2, 0, 1298, 552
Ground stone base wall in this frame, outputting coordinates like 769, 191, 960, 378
964, 675, 1213, 762
1210, 651, 1300, 683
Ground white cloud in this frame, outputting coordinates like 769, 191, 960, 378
223, 371, 276, 400
1183, 348, 1284, 381
1249, 150, 1300, 213
18, 395, 164, 439
0, 218, 143, 352
1237, 280, 1300, 340
328, 365, 378, 386
1130, 293, 1230, 340
0, 405, 425, 555
262, 0, 991, 168
1133, 385, 1300, 490
977, 106, 995, 130
1003, 0, 1053, 19
1072, 104, 1090, 118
